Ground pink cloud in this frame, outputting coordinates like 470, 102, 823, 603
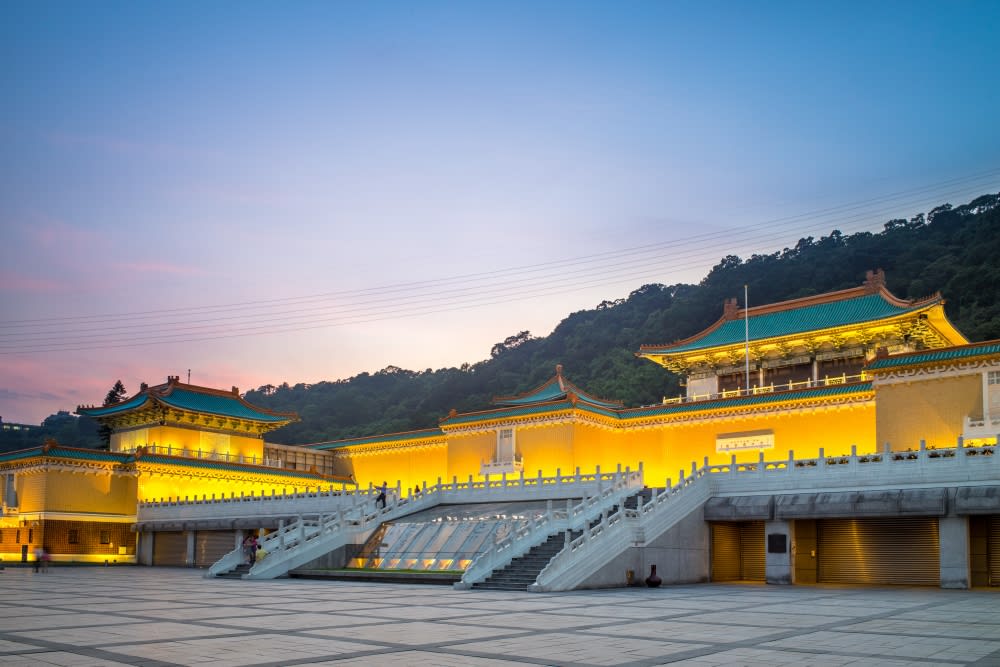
0, 270, 66, 293
114, 261, 208, 276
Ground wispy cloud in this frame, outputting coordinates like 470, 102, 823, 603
45, 132, 223, 162
0, 270, 66, 293
113, 261, 208, 276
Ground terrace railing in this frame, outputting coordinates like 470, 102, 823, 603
533, 439, 997, 591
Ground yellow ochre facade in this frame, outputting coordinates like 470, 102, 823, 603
2, 271, 998, 566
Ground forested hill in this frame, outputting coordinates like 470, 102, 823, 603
248, 193, 1000, 445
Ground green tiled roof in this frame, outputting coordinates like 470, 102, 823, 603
79, 387, 292, 423
867, 342, 1000, 370
0, 447, 132, 464
642, 293, 935, 355
79, 393, 149, 417
0, 447, 44, 463
308, 428, 445, 451
494, 373, 622, 409
441, 400, 582, 426
441, 382, 872, 426
158, 388, 290, 422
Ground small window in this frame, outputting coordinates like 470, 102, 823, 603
28, 529, 33, 543
68, 529, 80, 544
99, 530, 111, 545
0, 531, 4, 543
15, 529, 20, 543
989, 370, 1000, 385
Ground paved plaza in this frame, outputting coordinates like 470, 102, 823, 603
0, 567, 998, 666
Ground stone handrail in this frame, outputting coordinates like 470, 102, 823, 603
532, 440, 997, 591
662, 373, 866, 405
124, 443, 284, 468
533, 468, 711, 591
205, 466, 638, 579
456, 467, 643, 589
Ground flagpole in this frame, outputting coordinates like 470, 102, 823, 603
744, 284, 750, 394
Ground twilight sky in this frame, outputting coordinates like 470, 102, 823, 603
2, 1, 999, 424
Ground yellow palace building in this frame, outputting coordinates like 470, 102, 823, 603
1, 270, 997, 573
307, 270, 980, 492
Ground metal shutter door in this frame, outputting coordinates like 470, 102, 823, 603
712, 523, 741, 581
818, 518, 939, 586
740, 521, 766, 582
990, 516, 1000, 586
152, 532, 188, 566
195, 531, 237, 568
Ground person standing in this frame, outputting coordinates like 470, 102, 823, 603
376, 482, 387, 509
248, 535, 259, 565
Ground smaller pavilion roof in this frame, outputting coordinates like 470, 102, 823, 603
77, 376, 297, 425
866, 340, 1000, 371
492, 365, 623, 409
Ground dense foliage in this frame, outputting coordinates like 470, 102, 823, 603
0, 411, 101, 452
7, 193, 998, 451
247, 193, 1000, 445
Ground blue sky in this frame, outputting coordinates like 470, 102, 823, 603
2, 1, 999, 423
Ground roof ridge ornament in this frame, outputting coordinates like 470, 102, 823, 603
864, 268, 886, 294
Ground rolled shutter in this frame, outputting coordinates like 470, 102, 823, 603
817, 518, 939, 586
152, 532, 188, 566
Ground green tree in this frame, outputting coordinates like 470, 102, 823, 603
98, 380, 128, 448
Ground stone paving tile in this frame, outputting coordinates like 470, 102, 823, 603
0, 614, 141, 633
0, 638, 45, 653
12, 621, 248, 647
661, 647, 963, 666
307, 619, 518, 646
450, 611, 605, 631
762, 630, 1000, 663
450, 631, 709, 666
296, 649, 538, 666
677, 610, 852, 628
0, 652, 136, 666
109, 633, 372, 666
210, 611, 381, 632
837, 618, 1000, 640
584, 618, 788, 644
252, 600, 390, 614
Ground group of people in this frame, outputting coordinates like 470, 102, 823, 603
374, 482, 425, 509
242, 534, 259, 565
32, 547, 50, 572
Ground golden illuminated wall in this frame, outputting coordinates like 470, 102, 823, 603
516, 424, 575, 476
445, 432, 494, 480
338, 442, 449, 496
43, 470, 136, 514
337, 399, 877, 490
135, 467, 330, 503
653, 402, 876, 480
113, 425, 264, 460
875, 374, 981, 450
13, 471, 46, 513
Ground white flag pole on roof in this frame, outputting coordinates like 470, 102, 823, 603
744, 284, 750, 394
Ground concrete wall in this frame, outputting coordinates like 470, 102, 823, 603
939, 516, 970, 589
574, 508, 711, 590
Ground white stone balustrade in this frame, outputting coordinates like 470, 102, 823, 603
533, 440, 998, 592
204, 466, 642, 579
456, 467, 643, 589
125, 443, 283, 468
